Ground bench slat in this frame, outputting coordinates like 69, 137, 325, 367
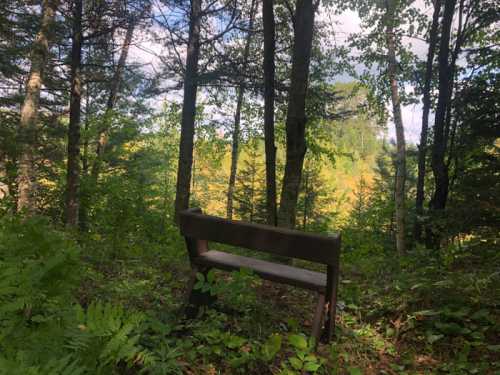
193, 250, 327, 292
180, 209, 340, 265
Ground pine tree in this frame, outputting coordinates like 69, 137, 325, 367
234, 141, 266, 223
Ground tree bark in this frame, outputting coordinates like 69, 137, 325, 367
429, 0, 456, 223
79, 84, 91, 230
277, 0, 316, 229
174, 0, 202, 223
91, 11, 140, 182
302, 168, 309, 231
0, 156, 9, 200
17, 0, 59, 214
443, 0, 464, 152
226, 0, 257, 220
263, 0, 278, 226
65, 0, 83, 227
415, 0, 441, 243
386, 0, 406, 255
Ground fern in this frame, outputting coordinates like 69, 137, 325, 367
65, 301, 153, 373
0, 355, 85, 375
0, 217, 157, 374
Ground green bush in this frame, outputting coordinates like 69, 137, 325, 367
0, 216, 156, 374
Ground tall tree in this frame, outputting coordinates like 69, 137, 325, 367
415, 0, 441, 243
427, 0, 456, 247
278, 0, 317, 228
234, 141, 266, 223
91, 9, 144, 182
226, 0, 257, 220
174, 0, 202, 223
385, 0, 406, 255
65, 0, 83, 227
262, 0, 278, 226
16, 0, 59, 213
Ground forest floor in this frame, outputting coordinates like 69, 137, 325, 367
80, 236, 500, 375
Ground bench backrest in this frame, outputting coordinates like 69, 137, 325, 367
180, 208, 341, 266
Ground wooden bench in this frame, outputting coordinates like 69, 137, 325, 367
179, 208, 341, 344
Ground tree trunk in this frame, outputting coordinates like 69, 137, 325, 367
0, 156, 9, 200
174, 0, 202, 223
226, 0, 257, 220
302, 169, 309, 231
415, 0, 441, 243
91, 12, 140, 182
263, 0, 278, 226
79, 85, 91, 230
17, 0, 59, 214
443, 0, 464, 152
386, 0, 407, 255
427, 0, 456, 248
277, 0, 316, 228
65, 0, 83, 227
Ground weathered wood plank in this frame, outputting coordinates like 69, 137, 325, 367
311, 293, 325, 344
194, 250, 327, 292
180, 208, 340, 265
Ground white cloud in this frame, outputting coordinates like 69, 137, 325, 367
128, 3, 428, 144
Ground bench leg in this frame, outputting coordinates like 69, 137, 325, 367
185, 266, 216, 318
322, 265, 339, 343
311, 293, 325, 345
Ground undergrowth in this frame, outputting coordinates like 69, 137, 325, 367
0, 215, 499, 374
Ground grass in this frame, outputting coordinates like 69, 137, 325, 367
79, 235, 500, 374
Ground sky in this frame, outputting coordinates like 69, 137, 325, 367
323, 5, 430, 144
128, 2, 433, 144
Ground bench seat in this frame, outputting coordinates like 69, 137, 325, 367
194, 250, 327, 292
181, 208, 340, 344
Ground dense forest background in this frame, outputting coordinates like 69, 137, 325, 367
0, 0, 498, 374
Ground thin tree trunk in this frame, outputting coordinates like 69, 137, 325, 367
91, 11, 141, 182
79, 84, 91, 230
278, 0, 316, 228
65, 0, 83, 227
17, 0, 59, 213
226, 0, 257, 220
415, 0, 441, 243
174, 0, 202, 223
427, 0, 456, 248
0, 156, 9, 200
386, 0, 407, 255
250, 158, 256, 222
263, 0, 278, 226
443, 0, 464, 150
302, 169, 309, 231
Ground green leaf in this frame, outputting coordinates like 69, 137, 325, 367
304, 361, 321, 372
289, 357, 303, 370
207, 270, 216, 284
261, 334, 282, 361
348, 367, 363, 375
426, 333, 444, 344
288, 334, 308, 350
305, 354, 317, 362
224, 335, 246, 349
471, 309, 490, 321
434, 321, 465, 335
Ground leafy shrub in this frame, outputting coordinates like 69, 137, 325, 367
194, 268, 261, 312
0, 215, 80, 329
0, 215, 156, 374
